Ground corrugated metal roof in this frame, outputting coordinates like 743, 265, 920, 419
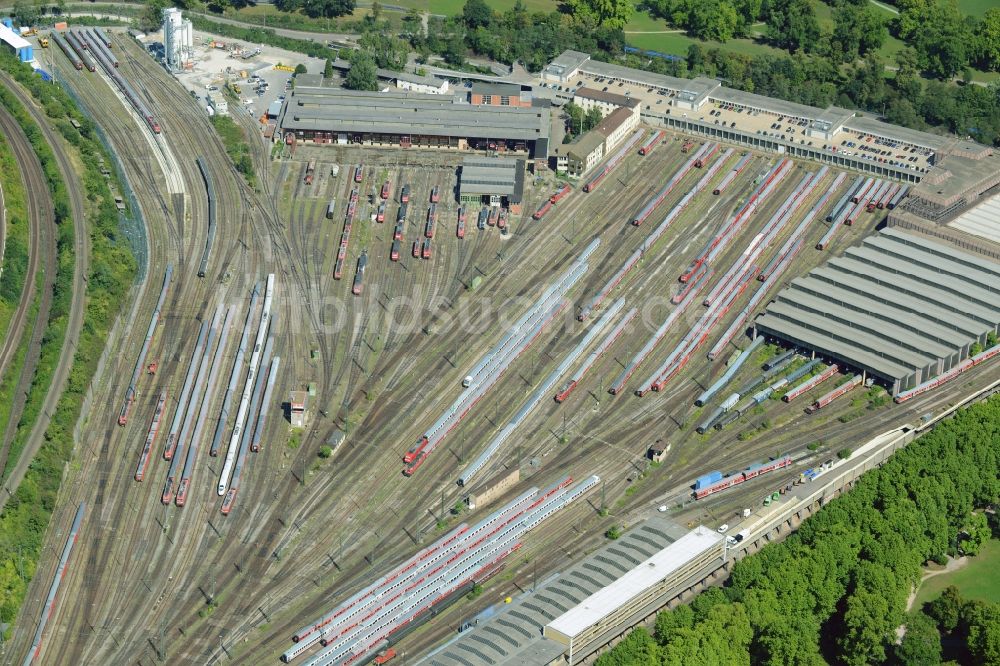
844, 246, 998, 313
280, 88, 550, 141
825, 257, 998, 325
545, 527, 724, 639
862, 236, 1000, 295
764, 301, 933, 371
756, 229, 1000, 390
470, 81, 523, 97
770, 293, 952, 362
790, 275, 976, 346
885, 223, 1000, 279
459, 157, 525, 200
755, 314, 914, 380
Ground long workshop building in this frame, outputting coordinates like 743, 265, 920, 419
278, 85, 551, 159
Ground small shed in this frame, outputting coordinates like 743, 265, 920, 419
290, 390, 307, 428
648, 439, 667, 463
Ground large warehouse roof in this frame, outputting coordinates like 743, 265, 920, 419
424, 518, 690, 666
755, 228, 1000, 393
279, 87, 550, 143
545, 527, 724, 641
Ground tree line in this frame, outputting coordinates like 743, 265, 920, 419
643, 0, 1000, 79
0, 52, 136, 632
593, 394, 1000, 666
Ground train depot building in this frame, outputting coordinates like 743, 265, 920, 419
458, 156, 526, 212
277, 81, 550, 159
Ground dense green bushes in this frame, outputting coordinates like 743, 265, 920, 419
210, 115, 255, 187
0, 134, 29, 313
0, 53, 136, 631
596, 394, 1000, 666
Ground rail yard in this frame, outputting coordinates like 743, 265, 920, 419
3, 23, 1000, 666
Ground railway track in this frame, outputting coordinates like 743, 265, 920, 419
0, 109, 43, 388
12, 50, 996, 666
0, 103, 57, 482
0, 71, 92, 510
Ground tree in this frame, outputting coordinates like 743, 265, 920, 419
912, 1, 971, 79
369, 0, 382, 22
688, 0, 739, 42
964, 601, 1000, 666
301, 0, 356, 19
359, 32, 409, 70
896, 0, 932, 40
893, 47, 924, 102
324, 57, 334, 79
11, 0, 41, 27
895, 612, 943, 666
318, 445, 333, 458
595, 626, 659, 666
973, 8, 1000, 72
832, 3, 886, 62
345, 52, 378, 90
584, 106, 603, 131
563, 101, 585, 135
463, 0, 492, 29
731, 0, 762, 35
139, 0, 168, 32
294, 63, 308, 75
565, 0, 634, 31
926, 586, 963, 633
442, 35, 466, 66
959, 512, 992, 556
687, 43, 706, 72
654, 605, 695, 644
764, 0, 819, 53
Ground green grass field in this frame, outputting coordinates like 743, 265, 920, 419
386, 0, 558, 15
624, 31, 787, 59
914, 540, 1000, 610
957, 0, 995, 16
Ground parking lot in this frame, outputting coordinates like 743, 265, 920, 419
536, 71, 934, 174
